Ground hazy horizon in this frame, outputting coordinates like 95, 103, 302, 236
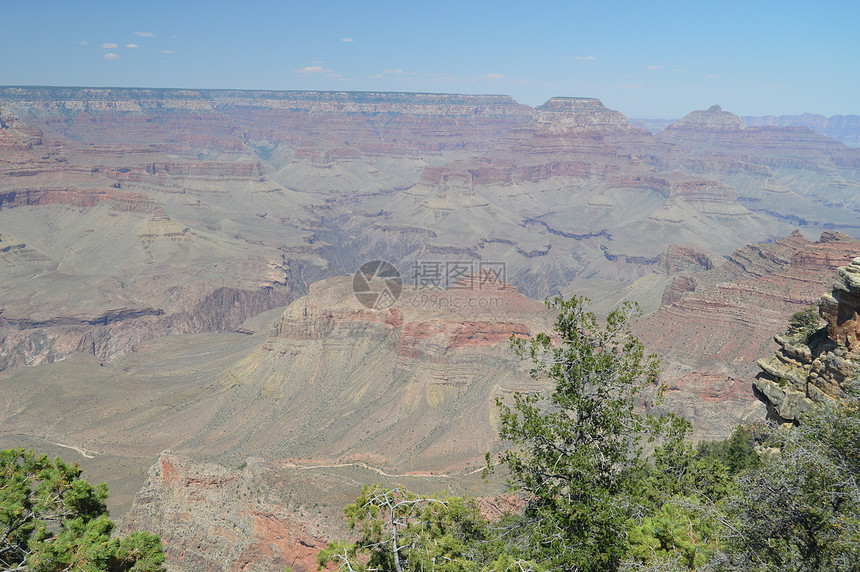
1, 0, 857, 119
3, 83, 859, 122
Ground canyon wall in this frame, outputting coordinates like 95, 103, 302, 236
635, 231, 860, 437
754, 257, 860, 422
1, 89, 860, 555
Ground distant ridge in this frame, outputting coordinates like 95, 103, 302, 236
666, 104, 746, 131
0, 86, 532, 119
0, 85, 520, 104
4, 87, 857, 146
634, 111, 860, 147
743, 113, 860, 147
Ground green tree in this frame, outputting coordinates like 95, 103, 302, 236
695, 425, 762, 476
626, 502, 717, 570
623, 427, 750, 571
317, 484, 537, 572
488, 296, 680, 570
714, 382, 860, 571
0, 448, 164, 572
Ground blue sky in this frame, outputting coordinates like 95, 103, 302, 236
2, 0, 857, 118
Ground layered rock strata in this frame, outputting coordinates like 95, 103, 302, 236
754, 258, 860, 422
636, 231, 860, 436
820, 258, 860, 349
743, 113, 860, 147
666, 104, 747, 131
123, 452, 331, 572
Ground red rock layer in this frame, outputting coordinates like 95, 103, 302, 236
635, 230, 860, 437
124, 453, 330, 572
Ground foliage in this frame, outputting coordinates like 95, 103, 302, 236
486, 296, 682, 570
316, 484, 535, 572
0, 448, 164, 572
787, 307, 822, 339
713, 382, 860, 571
695, 425, 763, 476
627, 502, 715, 570
634, 437, 732, 505
623, 425, 739, 570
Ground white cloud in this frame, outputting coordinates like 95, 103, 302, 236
341, 37, 354, 42
295, 65, 332, 75
104, 53, 120, 60
79, 41, 87, 45
570, 56, 596, 61
134, 31, 154, 37
706, 74, 719, 79
646, 65, 663, 70
101, 43, 118, 49
294, 65, 343, 78
125, 43, 139, 48
484, 73, 505, 80
672, 68, 688, 73
160, 50, 173, 54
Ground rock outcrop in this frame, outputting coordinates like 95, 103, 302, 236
636, 231, 860, 437
819, 258, 860, 349
666, 104, 747, 131
122, 452, 524, 572
534, 97, 632, 131
233, 275, 554, 471
754, 258, 860, 422
0, 286, 293, 371
123, 452, 333, 572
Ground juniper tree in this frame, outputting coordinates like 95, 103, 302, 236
713, 381, 860, 571
488, 296, 680, 571
0, 448, 164, 572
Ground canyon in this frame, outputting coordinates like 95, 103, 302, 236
753, 255, 860, 422
1, 87, 859, 570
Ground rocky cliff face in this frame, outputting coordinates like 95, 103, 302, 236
123, 452, 333, 572
534, 97, 632, 131
122, 451, 520, 572
0, 286, 292, 370
234, 275, 553, 472
754, 258, 860, 422
635, 231, 860, 437
0, 273, 553, 517
820, 259, 860, 349
0, 88, 529, 117
1, 88, 857, 356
